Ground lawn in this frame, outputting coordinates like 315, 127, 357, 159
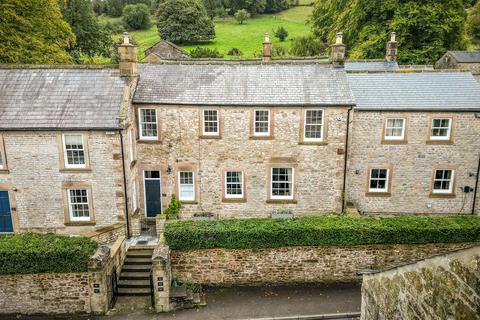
108, 5, 313, 61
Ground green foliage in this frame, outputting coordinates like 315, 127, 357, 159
190, 46, 224, 57
165, 215, 480, 250
163, 194, 182, 220
227, 47, 243, 55
265, 0, 291, 13
467, 1, 480, 46
123, 4, 151, 30
0, 234, 98, 274
224, 0, 266, 16
156, 0, 215, 43
60, 0, 113, 62
234, 9, 251, 24
311, 0, 468, 64
290, 34, 328, 56
203, 0, 223, 19
0, 0, 75, 64
274, 26, 288, 41
105, 0, 152, 16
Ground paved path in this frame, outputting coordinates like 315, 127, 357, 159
108, 283, 361, 320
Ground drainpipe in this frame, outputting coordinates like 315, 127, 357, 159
341, 107, 353, 213
472, 155, 480, 215
119, 130, 131, 238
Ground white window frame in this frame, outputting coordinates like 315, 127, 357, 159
368, 168, 390, 193
202, 109, 219, 136
253, 109, 270, 136
384, 118, 405, 140
178, 171, 195, 201
270, 167, 294, 200
432, 169, 455, 194
128, 127, 134, 163
303, 109, 324, 142
62, 134, 86, 169
138, 108, 158, 140
67, 189, 90, 222
131, 182, 138, 211
430, 118, 451, 141
0, 152, 3, 170
224, 171, 244, 199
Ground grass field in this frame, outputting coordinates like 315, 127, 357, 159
105, 5, 312, 61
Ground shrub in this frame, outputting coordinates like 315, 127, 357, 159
165, 215, 480, 250
227, 47, 243, 56
163, 194, 182, 220
0, 234, 98, 274
274, 26, 288, 42
290, 35, 328, 57
190, 47, 224, 58
234, 9, 250, 24
272, 46, 289, 57
122, 4, 151, 30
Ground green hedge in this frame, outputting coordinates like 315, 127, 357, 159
165, 215, 480, 250
0, 234, 98, 275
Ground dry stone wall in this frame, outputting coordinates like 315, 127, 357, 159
170, 243, 472, 285
361, 245, 480, 320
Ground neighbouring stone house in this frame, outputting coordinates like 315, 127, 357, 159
435, 51, 480, 72
142, 40, 189, 63
0, 66, 133, 235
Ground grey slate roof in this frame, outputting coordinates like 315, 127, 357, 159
133, 64, 354, 106
448, 51, 480, 63
0, 68, 127, 130
344, 61, 399, 72
347, 72, 480, 111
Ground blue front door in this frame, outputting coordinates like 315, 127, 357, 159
0, 191, 13, 233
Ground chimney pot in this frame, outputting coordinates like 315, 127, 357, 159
123, 32, 130, 45
262, 32, 272, 63
335, 32, 343, 45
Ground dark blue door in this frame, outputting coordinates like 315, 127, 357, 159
144, 171, 162, 217
0, 191, 13, 233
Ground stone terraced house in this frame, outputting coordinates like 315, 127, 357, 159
0, 34, 479, 238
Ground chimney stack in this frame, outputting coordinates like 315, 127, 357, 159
262, 33, 272, 63
385, 32, 397, 62
330, 32, 345, 66
118, 32, 137, 76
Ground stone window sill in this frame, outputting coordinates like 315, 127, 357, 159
249, 136, 273, 140
222, 198, 247, 203
266, 199, 297, 204
381, 139, 408, 145
429, 193, 456, 199
180, 201, 198, 205
426, 140, 454, 145
298, 141, 328, 146
60, 168, 92, 173
199, 135, 222, 140
137, 139, 162, 144
365, 192, 391, 197
0, 169, 10, 174
64, 221, 96, 226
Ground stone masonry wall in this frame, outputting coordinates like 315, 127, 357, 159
170, 243, 472, 285
0, 131, 126, 234
0, 272, 91, 314
347, 111, 480, 215
133, 105, 349, 219
361, 245, 480, 320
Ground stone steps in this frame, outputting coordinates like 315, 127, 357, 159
117, 246, 154, 297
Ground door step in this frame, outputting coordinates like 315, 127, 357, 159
117, 245, 154, 297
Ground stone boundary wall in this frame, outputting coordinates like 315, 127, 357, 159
82, 223, 126, 245
0, 236, 126, 315
170, 243, 473, 285
360, 245, 480, 320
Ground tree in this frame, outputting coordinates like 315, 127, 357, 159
190, 47, 223, 58
123, 3, 151, 30
290, 35, 328, 57
60, 0, 113, 62
156, 0, 215, 43
467, 1, 480, 46
203, 0, 223, 19
0, 0, 75, 64
274, 26, 288, 41
265, 0, 290, 13
234, 9, 250, 24
223, 0, 266, 16
311, 0, 467, 64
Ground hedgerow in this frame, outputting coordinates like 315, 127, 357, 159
0, 234, 98, 274
165, 215, 480, 250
